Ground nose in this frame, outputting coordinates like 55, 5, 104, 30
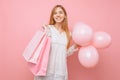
56, 13, 60, 17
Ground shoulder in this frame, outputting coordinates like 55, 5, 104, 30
48, 24, 54, 29
70, 32, 72, 36
68, 32, 72, 38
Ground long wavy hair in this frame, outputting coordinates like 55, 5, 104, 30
49, 5, 71, 49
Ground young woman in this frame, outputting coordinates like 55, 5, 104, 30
34, 5, 79, 80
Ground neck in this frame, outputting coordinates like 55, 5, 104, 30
54, 23, 62, 29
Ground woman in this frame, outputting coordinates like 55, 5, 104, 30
34, 5, 79, 80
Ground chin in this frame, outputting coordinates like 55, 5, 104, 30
55, 20, 64, 23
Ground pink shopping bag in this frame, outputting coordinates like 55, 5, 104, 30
23, 30, 45, 63
23, 30, 51, 76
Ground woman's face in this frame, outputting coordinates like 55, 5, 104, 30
53, 7, 65, 23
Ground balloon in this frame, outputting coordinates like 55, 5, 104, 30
78, 45, 99, 68
72, 22, 93, 46
92, 31, 112, 49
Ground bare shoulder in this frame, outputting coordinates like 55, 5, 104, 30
70, 32, 72, 36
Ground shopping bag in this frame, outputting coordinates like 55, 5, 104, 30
28, 32, 49, 64
22, 30, 51, 76
28, 36, 51, 76
22, 30, 46, 64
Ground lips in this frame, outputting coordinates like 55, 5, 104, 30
54, 16, 64, 22
56, 17, 61, 20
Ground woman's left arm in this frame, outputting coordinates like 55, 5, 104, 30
66, 44, 80, 57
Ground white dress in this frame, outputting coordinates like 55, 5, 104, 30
34, 25, 78, 80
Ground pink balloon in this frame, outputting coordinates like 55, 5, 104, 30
92, 31, 112, 49
78, 45, 99, 68
72, 22, 93, 46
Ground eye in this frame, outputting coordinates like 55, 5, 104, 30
54, 12, 57, 15
59, 11, 63, 14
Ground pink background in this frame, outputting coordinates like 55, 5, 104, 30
0, 0, 120, 80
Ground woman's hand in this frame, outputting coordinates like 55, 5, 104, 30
42, 24, 51, 37
74, 44, 81, 49
42, 24, 48, 30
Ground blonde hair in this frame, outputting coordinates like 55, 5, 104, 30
49, 5, 71, 49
